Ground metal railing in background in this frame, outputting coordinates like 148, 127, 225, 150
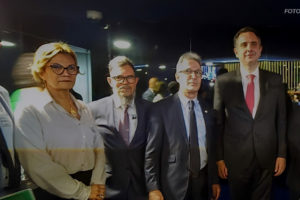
224, 60, 300, 90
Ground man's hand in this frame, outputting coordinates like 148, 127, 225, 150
211, 184, 221, 200
274, 157, 286, 176
149, 189, 164, 200
89, 184, 105, 200
217, 160, 228, 179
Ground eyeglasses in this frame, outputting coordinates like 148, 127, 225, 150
49, 63, 79, 75
111, 75, 136, 83
179, 69, 202, 77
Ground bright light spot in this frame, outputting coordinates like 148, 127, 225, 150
205, 62, 213, 66
164, 78, 168, 81
145, 64, 149, 67
113, 40, 131, 49
209, 81, 215, 87
1, 40, 16, 47
145, 72, 148, 75
136, 69, 142, 72
86, 10, 103, 20
158, 65, 166, 70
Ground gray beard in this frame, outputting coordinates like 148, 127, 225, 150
119, 95, 134, 106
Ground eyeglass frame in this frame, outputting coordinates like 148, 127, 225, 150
178, 69, 202, 77
48, 63, 80, 75
110, 75, 137, 83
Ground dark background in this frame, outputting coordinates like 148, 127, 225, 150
1, 0, 300, 99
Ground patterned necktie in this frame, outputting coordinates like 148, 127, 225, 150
119, 106, 129, 145
245, 74, 255, 114
188, 100, 200, 177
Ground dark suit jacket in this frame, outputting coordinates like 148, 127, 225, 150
145, 93, 218, 200
213, 68, 287, 177
0, 86, 20, 193
88, 95, 150, 199
287, 102, 300, 193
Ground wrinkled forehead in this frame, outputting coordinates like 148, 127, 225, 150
110, 65, 135, 77
176, 59, 201, 72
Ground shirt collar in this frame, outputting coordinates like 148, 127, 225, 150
240, 64, 259, 79
39, 88, 84, 110
149, 88, 154, 93
37, 88, 53, 107
178, 92, 198, 108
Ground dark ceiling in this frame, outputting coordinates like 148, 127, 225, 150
1, 0, 300, 97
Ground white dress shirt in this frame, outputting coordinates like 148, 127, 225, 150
14, 88, 106, 200
178, 93, 208, 169
112, 94, 137, 143
240, 65, 260, 118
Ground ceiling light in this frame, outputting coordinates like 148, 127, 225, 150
113, 40, 131, 49
158, 65, 166, 70
0, 40, 16, 47
86, 10, 103, 20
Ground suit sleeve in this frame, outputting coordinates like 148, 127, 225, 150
275, 78, 287, 158
144, 104, 163, 192
207, 108, 220, 185
213, 78, 225, 162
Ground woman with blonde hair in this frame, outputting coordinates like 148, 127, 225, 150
14, 42, 106, 200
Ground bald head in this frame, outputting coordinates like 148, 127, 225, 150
149, 77, 158, 89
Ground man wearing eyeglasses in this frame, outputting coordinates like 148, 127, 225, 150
88, 56, 150, 200
145, 52, 220, 200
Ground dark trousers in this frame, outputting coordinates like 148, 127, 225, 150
184, 166, 208, 200
228, 158, 273, 200
105, 181, 147, 200
290, 189, 300, 200
33, 170, 92, 200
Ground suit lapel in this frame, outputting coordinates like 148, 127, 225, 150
254, 70, 267, 120
234, 68, 253, 117
106, 95, 118, 132
174, 94, 189, 144
0, 94, 14, 122
104, 96, 128, 146
198, 97, 208, 127
129, 99, 142, 146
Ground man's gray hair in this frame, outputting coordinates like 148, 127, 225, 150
176, 52, 201, 72
108, 56, 134, 73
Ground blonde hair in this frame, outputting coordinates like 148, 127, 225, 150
31, 42, 77, 85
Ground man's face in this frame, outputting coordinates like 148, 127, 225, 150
175, 59, 202, 94
234, 32, 262, 66
107, 65, 139, 98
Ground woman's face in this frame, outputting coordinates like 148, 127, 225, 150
39, 53, 78, 91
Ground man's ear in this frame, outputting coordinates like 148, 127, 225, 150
175, 73, 179, 82
107, 77, 112, 87
233, 47, 238, 58
135, 77, 139, 84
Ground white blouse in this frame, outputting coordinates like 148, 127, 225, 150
14, 88, 106, 200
